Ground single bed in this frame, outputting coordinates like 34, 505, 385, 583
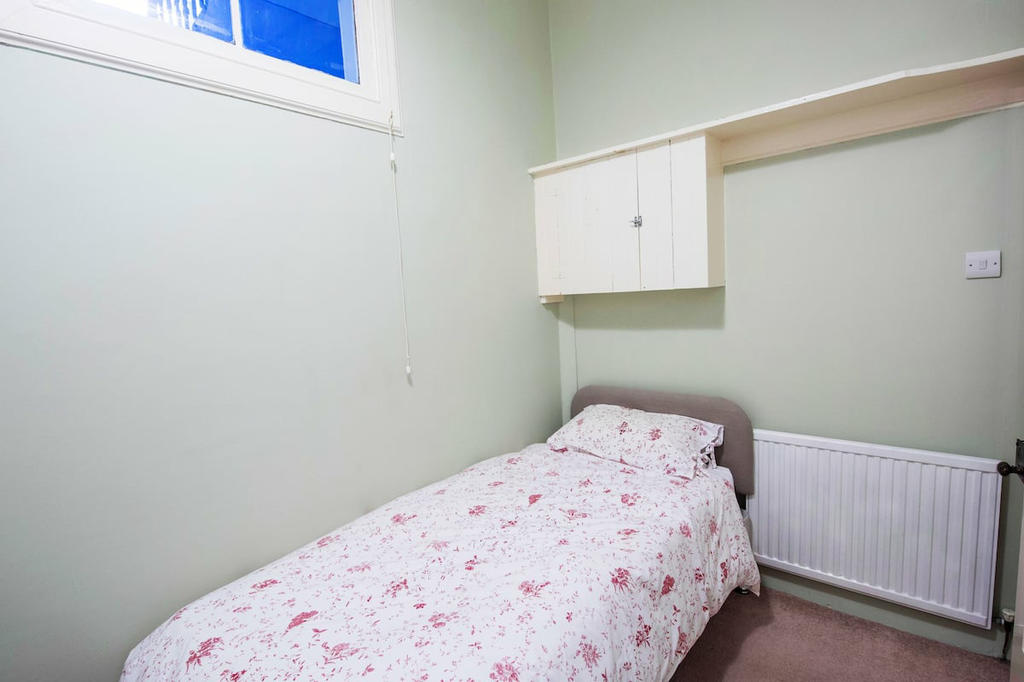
122, 386, 759, 681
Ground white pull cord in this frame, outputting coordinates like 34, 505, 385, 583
388, 112, 413, 381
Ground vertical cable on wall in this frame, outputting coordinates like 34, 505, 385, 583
388, 111, 413, 383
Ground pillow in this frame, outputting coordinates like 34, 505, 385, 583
547, 403, 724, 480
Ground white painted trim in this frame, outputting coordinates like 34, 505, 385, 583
753, 428, 1001, 472
0, 0, 402, 133
528, 48, 1024, 176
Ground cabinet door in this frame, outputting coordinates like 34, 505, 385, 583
534, 173, 562, 296
534, 167, 594, 296
636, 144, 673, 290
554, 152, 639, 294
558, 164, 605, 294
670, 135, 712, 288
587, 152, 640, 292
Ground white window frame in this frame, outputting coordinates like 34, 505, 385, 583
0, 0, 402, 133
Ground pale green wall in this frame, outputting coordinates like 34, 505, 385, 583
0, 2, 558, 680
548, 0, 1024, 656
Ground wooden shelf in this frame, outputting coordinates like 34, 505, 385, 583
529, 48, 1024, 176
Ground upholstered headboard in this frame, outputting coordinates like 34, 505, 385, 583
570, 385, 754, 496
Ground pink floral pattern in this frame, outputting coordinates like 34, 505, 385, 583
121, 444, 758, 681
547, 404, 725, 480
184, 637, 221, 670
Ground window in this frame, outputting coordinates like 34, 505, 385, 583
92, 0, 235, 43
239, 0, 358, 82
0, 0, 400, 132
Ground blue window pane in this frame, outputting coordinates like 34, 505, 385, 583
239, 0, 359, 83
183, 0, 233, 42
93, 0, 233, 43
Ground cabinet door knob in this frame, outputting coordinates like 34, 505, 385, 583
630, 216, 643, 228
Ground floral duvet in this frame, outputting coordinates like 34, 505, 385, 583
122, 444, 759, 682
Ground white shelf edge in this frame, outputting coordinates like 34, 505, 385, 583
528, 47, 1024, 176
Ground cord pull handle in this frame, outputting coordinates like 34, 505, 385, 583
388, 109, 413, 382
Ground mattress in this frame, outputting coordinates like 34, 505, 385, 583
122, 444, 759, 681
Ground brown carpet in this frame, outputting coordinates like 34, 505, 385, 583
672, 587, 1008, 682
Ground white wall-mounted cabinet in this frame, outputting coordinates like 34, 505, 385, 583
530, 48, 1024, 303
533, 134, 724, 299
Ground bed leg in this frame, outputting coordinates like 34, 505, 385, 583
735, 587, 752, 595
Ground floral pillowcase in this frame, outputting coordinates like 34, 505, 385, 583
547, 403, 725, 480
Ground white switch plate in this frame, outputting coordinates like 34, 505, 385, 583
965, 250, 1001, 279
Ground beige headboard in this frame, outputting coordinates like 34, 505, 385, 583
570, 385, 754, 496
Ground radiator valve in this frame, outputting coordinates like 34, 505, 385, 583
1001, 608, 1015, 661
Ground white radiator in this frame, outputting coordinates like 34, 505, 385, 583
746, 429, 1002, 627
